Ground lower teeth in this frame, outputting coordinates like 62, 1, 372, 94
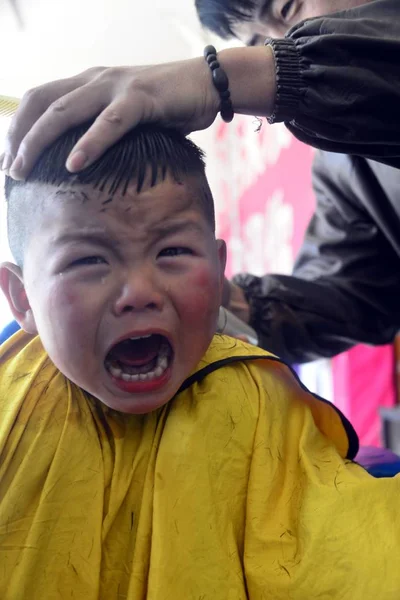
106, 343, 170, 383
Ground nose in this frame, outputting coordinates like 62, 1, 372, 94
113, 267, 164, 316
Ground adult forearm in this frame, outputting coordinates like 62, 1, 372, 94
232, 273, 398, 363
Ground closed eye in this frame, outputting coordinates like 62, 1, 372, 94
247, 34, 265, 47
281, 0, 295, 20
158, 247, 193, 258
69, 256, 107, 267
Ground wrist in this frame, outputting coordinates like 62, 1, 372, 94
217, 46, 276, 117
192, 55, 221, 115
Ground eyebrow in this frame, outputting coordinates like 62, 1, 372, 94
247, 35, 258, 46
149, 220, 205, 239
51, 221, 205, 248
51, 230, 121, 249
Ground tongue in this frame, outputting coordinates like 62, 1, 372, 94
109, 335, 162, 366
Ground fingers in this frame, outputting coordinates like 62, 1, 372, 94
2, 68, 106, 180
65, 96, 148, 172
2, 59, 214, 179
3, 78, 83, 176
6, 82, 110, 180
5, 80, 149, 178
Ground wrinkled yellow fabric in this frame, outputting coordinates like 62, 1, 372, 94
0, 331, 400, 599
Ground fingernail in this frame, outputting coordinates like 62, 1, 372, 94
9, 155, 24, 178
1, 154, 12, 171
66, 149, 88, 172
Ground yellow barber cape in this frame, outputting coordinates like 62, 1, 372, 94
0, 331, 399, 599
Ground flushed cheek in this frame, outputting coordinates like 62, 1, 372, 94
193, 265, 221, 291
177, 267, 221, 323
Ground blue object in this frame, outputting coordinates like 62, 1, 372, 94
356, 446, 400, 478
0, 320, 20, 344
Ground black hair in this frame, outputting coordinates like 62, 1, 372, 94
195, 0, 256, 38
5, 123, 215, 267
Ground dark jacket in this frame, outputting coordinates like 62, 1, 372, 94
234, 0, 400, 363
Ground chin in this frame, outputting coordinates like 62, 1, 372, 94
98, 391, 172, 415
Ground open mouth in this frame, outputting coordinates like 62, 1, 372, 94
105, 334, 173, 389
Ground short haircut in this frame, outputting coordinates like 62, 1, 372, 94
195, 0, 256, 38
5, 123, 215, 267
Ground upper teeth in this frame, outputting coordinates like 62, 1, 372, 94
130, 334, 152, 340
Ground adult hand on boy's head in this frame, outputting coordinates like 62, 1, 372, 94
2, 47, 275, 180
2, 59, 221, 180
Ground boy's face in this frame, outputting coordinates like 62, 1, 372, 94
2, 174, 226, 414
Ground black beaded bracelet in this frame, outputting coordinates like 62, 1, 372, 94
203, 45, 234, 124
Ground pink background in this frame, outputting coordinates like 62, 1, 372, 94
210, 117, 395, 446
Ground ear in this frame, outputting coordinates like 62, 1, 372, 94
216, 239, 227, 286
0, 262, 37, 334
